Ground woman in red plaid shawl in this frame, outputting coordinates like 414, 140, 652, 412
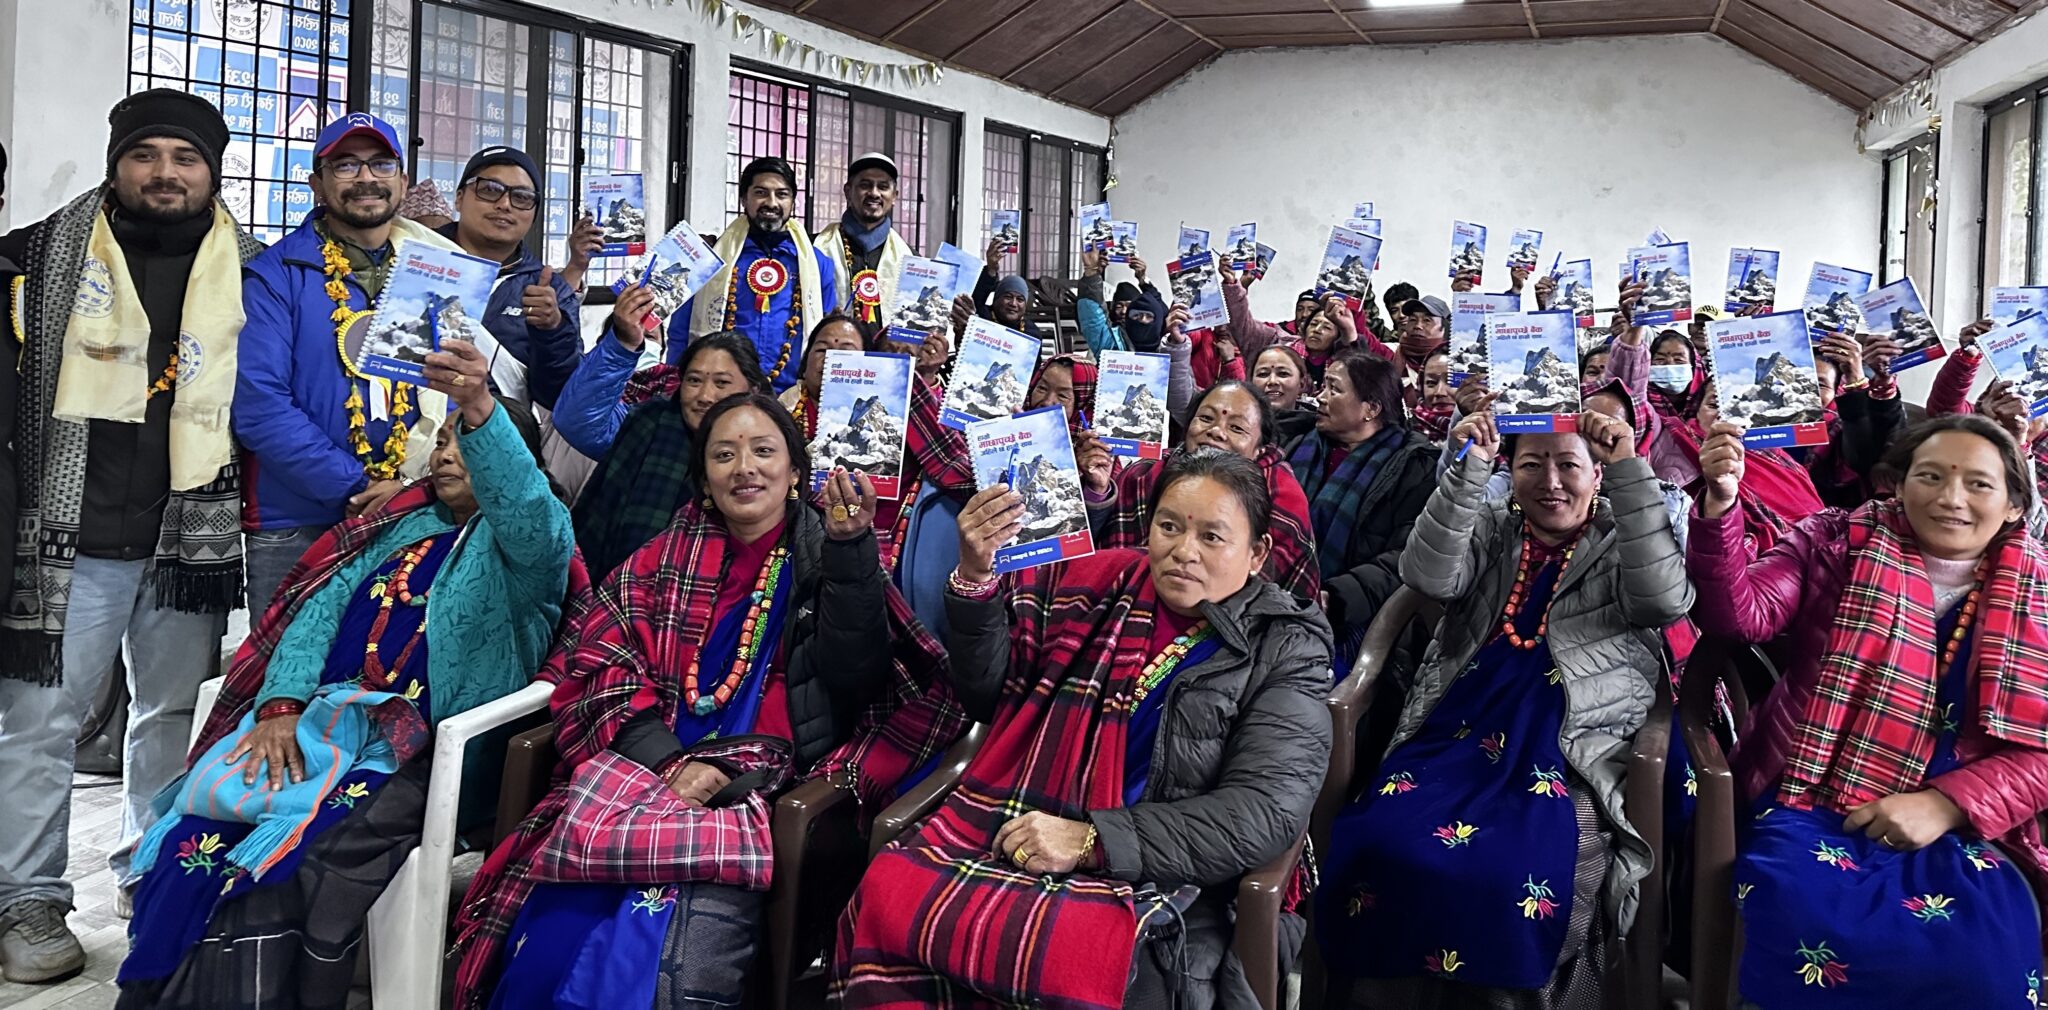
1088, 380, 1320, 603
835, 450, 1333, 1010
1690, 415, 2048, 1006
453, 392, 965, 1010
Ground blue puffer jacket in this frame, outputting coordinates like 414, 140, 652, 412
433, 223, 582, 410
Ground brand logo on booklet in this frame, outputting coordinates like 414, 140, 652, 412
75, 258, 115, 319
178, 331, 204, 383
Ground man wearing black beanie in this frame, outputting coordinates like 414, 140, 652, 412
0, 89, 260, 985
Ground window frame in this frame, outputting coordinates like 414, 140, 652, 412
727, 60, 962, 253
1878, 132, 1937, 292
983, 121, 1106, 279
1977, 78, 2046, 312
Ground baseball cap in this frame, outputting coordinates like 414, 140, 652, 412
459, 145, 540, 189
848, 152, 898, 180
1403, 295, 1452, 321
315, 112, 403, 166
1694, 304, 1725, 322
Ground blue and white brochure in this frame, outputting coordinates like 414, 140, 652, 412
1724, 248, 1780, 313
1707, 310, 1830, 448
614, 219, 724, 321
1991, 287, 2048, 325
584, 173, 646, 257
940, 316, 1039, 430
884, 255, 959, 347
1093, 350, 1172, 460
966, 405, 1097, 575
1855, 277, 1943, 371
989, 209, 1021, 254
357, 244, 498, 385
1223, 223, 1258, 271
1352, 201, 1374, 221
1177, 225, 1210, 260
1984, 311, 2048, 417
808, 350, 913, 498
1630, 243, 1693, 326
1078, 202, 1112, 252
1645, 227, 1673, 247
1248, 243, 1278, 282
1557, 259, 1596, 328
935, 242, 984, 303
1486, 310, 1581, 433
1800, 262, 1874, 341
1318, 225, 1381, 310
1505, 229, 1543, 273
1448, 221, 1487, 281
1105, 221, 1140, 264
1168, 251, 1231, 331
1449, 292, 1519, 387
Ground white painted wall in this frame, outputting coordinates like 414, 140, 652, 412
0, 0, 1109, 238
1109, 35, 1879, 331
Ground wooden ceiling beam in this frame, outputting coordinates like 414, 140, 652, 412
1093, 37, 1210, 110
1718, 19, 1877, 105
1710, 0, 1735, 31
1126, 0, 1227, 50
1740, 0, 1910, 86
1005, 5, 1136, 80
1521, 0, 1542, 38
1322, 0, 1375, 43
882, 0, 954, 42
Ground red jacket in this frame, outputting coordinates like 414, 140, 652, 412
1184, 326, 1246, 389
1688, 505, 2048, 916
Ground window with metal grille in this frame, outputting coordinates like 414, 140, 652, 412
726, 65, 959, 256
982, 123, 1105, 281
128, 0, 353, 245
1979, 80, 2048, 309
1879, 135, 1935, 296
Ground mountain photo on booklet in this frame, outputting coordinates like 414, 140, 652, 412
1708, 309, 1830, 448
1991, 286, 2048, 324
615, 219, 724, 321
968, 405, 1096, 574
1448, 220, 1487, 281
1178, 224, 1210, 260
1106, 220, 1140, 264
1800, 262, 1874, 342
1630, 243, 1693, 326
941, 316, 1039, 430
1505, 229, 1543, 273
356, 244, 498, 385
1487, 310, 1581, 433
1224, 223, 1258, 271
809, 350, 914, 498
1984, 311, 2048, 417
1170, 250, 1233, 331
1854, 277, 1943, 371
1318, 225, 1381, 311
989, 209, 1021, 254
883, 255, 960, 347
1724, 247, 1780, 313
1449, 292, 1520, 387
1079, 202, 1112, 253
1558, 259, 1596, 328
584, 173, 647, 257
1094, 350, 1173, 460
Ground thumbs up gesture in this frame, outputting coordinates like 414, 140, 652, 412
523, 264, 563, 330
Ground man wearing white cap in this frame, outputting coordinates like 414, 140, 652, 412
812, 152, 913, 340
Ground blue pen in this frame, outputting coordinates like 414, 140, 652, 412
1547, 252, 1562, 279
639, 257, 657, 289
1454, 436, 1473, 462
1077, 409, 1091, 430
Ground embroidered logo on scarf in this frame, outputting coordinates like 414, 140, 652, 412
75, 257, 115, 318
179, 331, 204, 383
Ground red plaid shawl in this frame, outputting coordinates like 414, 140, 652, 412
450, 502, 964, 1009
1781, 499, 2048, 812
192, 488, 592, 759
833, 549, 1170, 1009
1665, 418, 1822, 556
1099, 445, 1321, 602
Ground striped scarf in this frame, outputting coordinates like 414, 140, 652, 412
1780, 500, 2048, 812
1290, 425, 1405, 580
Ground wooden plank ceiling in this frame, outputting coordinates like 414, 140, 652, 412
758, 0, 2038, 115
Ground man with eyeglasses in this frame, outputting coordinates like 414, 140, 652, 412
438, 145, 581, 411
0, 90, 262, 985
236, 111, 472, 616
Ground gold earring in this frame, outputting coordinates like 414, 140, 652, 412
788, 483, 800, 500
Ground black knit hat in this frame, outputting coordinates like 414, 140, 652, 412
106, 88, 229, 187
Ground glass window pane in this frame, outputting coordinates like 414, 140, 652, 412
812, 92, 851, 234
1983, 102, 2034, 293
1905, 142, 1936, 294
727, 71, 810, 220
983, 130, 1024, 260
922, 116, 954, 257
1027, 140, 1066, 279
2037, 99, 2048, 284
1882, 153, 1908, 287
574, 35, 663, 284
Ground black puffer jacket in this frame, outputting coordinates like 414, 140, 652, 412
945, 571, 1333, 1010
1285, 427, 1437, 635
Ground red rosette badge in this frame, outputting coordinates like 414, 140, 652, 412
746, 258, 789, 313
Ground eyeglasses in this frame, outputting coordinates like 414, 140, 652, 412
464, 177, 539, 211
323, 157, 401, 180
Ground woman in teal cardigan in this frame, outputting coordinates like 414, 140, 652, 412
117, 338, 575, 1010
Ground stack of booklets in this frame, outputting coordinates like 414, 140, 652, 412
1486, 310, 1581, 433
614, 220, 724, 321
940, 317, 1039, 430
584, 173, 647, 257
1629, 243, 1694, 326
1448, 221, 1487, 282
1984, 311, 2048, 418
1318, 225, 1382, 310
883, 256, 961, 346
1094, 350, 1172, 460
1168, 251, 1231, 331
1705, 310, 1830, 448
967, 405, 1097, 574
807, 350, 913, 498
1449, 292, 1519, 386
989, 210, 1021, 254
354, 244, 498, 385
1854, 277, 1943, 371
1724, 248, 1779, 313
1800, 263, 1873, 340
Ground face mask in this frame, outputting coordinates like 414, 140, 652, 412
1649, 364, 1694, 391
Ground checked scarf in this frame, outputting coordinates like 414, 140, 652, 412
452, 501, 963, 1009
5, 189, 262, 684
1100, 446, 1321, 601
833, 550, 1181, 1010
1289, 425, 1405, 582
1780, 500, 2048, 813
1664, 418, 1820, 557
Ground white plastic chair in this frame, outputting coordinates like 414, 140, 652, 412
188, 676, 555, 1007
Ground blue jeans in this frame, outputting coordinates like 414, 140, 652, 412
243, 525, 325, 618
0, 556, 227, 906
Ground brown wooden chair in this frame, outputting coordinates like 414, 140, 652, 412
1679, 637, 1774, 1010
1311, 586, 1440, 858
1620, 676, 1673, 1010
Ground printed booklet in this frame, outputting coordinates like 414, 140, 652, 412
1105, 221, 1140, 264
584, 173, 646, 257
1177, 225, 1210, 259
967, 405, 1096, 575
989, 209, 1021, 254
1506, 229, 1543, 273
1724, 248, 1780, 313
356, 244, 498, 385
1706, 310, 1830, 448
1079, 202, 1112, 253
1991, 286, 2048, 324
1854, 277, 1943, 371
1448, 221, 1487, 281
940, 316, 1039, 430
1557, 259, 1596, 328
1247, 243, 1278, 282
883, 255, 960, 346
1352, 201, 1374, 221
614, 220, 724, 322
1318, 225, 1382, 310
1486, 310, 1581, 433
1223, 223, 1257, 272
808, 350, 913, 498
1449, 292, 1519, 386
936, 242, 984, 302
1169, 251, 1232, 331
1630, 243, 1693, 326
1801, 262, 1873, 341
1093, 350, 1172, 459
1984, 311, 2048, 417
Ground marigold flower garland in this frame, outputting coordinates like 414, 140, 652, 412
321, 238, 413, 481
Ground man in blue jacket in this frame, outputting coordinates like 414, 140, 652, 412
235, 112, 464, 614
438, 145, 580, 409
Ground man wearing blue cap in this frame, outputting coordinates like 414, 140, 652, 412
440, 145, 581, 410
235, 111, 467, 615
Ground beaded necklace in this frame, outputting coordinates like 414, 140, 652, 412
320, 235, 415, 481
1498, 528, 1582, 651
1940, 582, 1982, 673
362, 536, 439, 687
145, 355, 179, 401
684, 543, 790, 716
1134, 621, 1215, 705
722, 255, 799, 383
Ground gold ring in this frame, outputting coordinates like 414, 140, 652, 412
830, 504, 851, 523
1881, 833, 1897, 848
453, 374, 467, 387
1012, 846, 1031, 867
